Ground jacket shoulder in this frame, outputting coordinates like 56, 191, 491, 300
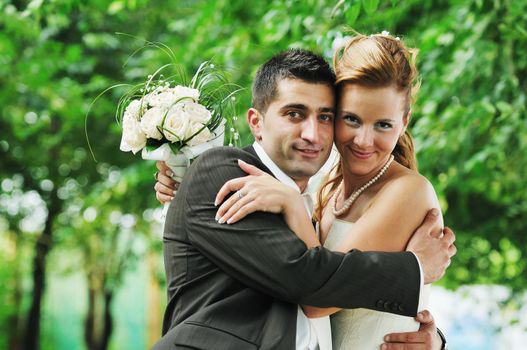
191, 146, 262, 171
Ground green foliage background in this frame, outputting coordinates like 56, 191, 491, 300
0, 0, 525, 349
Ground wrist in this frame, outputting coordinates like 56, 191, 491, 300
283, 192, 304, 216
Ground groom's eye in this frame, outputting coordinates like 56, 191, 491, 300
286, 111, 302, 120
319, 114, 334, 122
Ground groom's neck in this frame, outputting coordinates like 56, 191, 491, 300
292, 177, 309, 193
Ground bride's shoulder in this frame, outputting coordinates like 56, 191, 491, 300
379, 166, 437, 203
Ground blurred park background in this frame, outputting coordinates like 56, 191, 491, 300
1, 0, 526, 349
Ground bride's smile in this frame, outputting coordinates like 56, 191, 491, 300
336, 84, 409, 180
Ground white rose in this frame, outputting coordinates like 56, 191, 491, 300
120, 111, 146, 154
139, 106, 165, 140
186, 122, 212, 146
163, 104, 190, 142
144, 91, 178, 109
123, 99, 142, 120
183, 102, 212, 124
172, 85, 200, 101
144, 86, 199, 109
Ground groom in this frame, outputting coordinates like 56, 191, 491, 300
153, 49, 454, 350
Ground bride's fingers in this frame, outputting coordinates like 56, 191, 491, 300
217, 193, 254, 224
215, 177, 251, 206
157, 171, 177, 189
238, 159, 265, 176
225, 200, 261, 224
216, 190, 245, 220
155, 180, 176, 197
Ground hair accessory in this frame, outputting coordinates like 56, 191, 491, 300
381, 30, 390, 36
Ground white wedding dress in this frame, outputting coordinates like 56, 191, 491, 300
323, 219, 430, 350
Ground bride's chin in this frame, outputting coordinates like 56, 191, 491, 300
343, 162, 375, 176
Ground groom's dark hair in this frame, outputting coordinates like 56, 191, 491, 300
252, 49, 336, 113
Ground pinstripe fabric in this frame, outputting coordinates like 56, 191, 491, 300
153, 146, 421, 350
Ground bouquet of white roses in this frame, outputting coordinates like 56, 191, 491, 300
87, 42, 241, 216
116, 59, 240, 182
117, 60, 240, 183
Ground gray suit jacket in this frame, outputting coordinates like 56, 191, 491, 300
154, 145, 421, 350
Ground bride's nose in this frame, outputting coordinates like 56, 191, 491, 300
353, 127, 374, 147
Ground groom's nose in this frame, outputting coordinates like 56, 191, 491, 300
300, 117, 321, 144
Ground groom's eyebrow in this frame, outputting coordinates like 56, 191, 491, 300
319, 107, 335, 114
281, 103, 309, 111
281, 104, 335, 114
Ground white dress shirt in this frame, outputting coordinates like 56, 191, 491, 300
253, 142, 332, 350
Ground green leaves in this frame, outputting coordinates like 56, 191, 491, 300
362, 0, 380, 15
346, 2, 362, 25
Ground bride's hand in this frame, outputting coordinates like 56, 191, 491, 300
215, 159, 302, 224
155, 161, 180, 204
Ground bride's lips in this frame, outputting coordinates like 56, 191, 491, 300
351, 148, 374, 160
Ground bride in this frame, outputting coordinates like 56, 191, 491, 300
214, 33, 443, 349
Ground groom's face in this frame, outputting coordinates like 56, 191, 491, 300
248, 78, 335, 184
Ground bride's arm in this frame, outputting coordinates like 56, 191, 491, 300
332, 174, 443, 254
215, 160, 320, 248
302, 174, 443, 319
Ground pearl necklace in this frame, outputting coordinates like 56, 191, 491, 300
332, 155, 395, 217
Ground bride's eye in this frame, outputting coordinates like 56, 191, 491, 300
342, 115, 361, 126
376, 121, 393, 130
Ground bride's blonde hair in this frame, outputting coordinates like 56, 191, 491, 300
314, 33, 420, 221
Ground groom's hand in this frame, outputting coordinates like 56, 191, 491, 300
154, 161, 179, 204
382, 310, 443, 350
406, 209, 456, 284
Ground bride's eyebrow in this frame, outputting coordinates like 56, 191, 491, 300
339, 110, 361, 119
339, 111, 396, 122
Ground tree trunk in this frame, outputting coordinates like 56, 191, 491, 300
84, 280, 114, 350
23, 190, 60, 350
84, 285, 97, 350
7, 233, 23, 350
100, 290, 114, 350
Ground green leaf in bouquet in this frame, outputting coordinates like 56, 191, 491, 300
168, 142, 182, 154
145, 138, 171, 151
85, 83, 134, 162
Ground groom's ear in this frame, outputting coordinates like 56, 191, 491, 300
247, 108, 263, 141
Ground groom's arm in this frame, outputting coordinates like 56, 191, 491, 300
383, 310, 447, 350
171, 147, 422, 316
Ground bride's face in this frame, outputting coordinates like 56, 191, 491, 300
335, 84, 409, 178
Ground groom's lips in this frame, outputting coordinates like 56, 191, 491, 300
294, 147, 322, 159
